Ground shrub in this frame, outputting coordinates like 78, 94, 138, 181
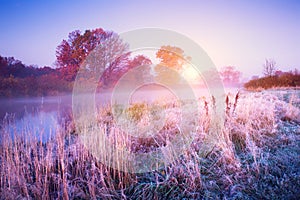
244, 73, 300, 90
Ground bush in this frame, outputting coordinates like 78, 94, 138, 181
244, 73, 300, 90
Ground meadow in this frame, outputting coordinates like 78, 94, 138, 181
0, 89, 299, 199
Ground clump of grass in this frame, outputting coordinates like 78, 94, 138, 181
126, 103, 148, 122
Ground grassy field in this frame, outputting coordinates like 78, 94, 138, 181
0, 90, 299, 199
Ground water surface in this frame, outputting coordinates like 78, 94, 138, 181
0, 86, 241, 142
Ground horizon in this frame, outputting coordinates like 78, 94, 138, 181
0, 0, 299, 79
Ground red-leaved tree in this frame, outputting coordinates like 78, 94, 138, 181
56, 28, 152, 88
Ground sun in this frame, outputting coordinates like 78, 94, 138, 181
182, 65, 200, 82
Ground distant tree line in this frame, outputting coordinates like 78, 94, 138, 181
244, 59, 300, 90
4, 29, 297, 97
0, 56, 71, 97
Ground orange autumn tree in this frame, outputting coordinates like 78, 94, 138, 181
154, 45, 190, 85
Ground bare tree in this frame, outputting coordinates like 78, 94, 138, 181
263, 59, 277, 77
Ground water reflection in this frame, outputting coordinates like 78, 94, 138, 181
0, 95, 72, 143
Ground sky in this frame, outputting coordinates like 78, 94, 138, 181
0, 0, 299, 79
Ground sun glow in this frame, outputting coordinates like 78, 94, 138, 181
182, 65, 200, 82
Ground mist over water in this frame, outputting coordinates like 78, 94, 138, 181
0, 86, 241, 142
0, 95, 72, 142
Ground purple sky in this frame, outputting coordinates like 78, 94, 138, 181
0, 0, 299, 78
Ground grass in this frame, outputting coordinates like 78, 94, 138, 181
0, 90, 299, 199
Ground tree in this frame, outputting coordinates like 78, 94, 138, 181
128, 55, 152, 82
156, 45, 189, 70
56, 28, 148, 89
219, 66, 242, 87
73, 31, 153, 89
93, 33, 131, 88
118, 55, 153, 87
263, 59, 277, 77
129, 55, 152, 69
154, 46, 189, 85
56, 28, 110, 81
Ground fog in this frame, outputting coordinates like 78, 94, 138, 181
0, 86, 241, 142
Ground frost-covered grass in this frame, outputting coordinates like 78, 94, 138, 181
0, 90, 299, 199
